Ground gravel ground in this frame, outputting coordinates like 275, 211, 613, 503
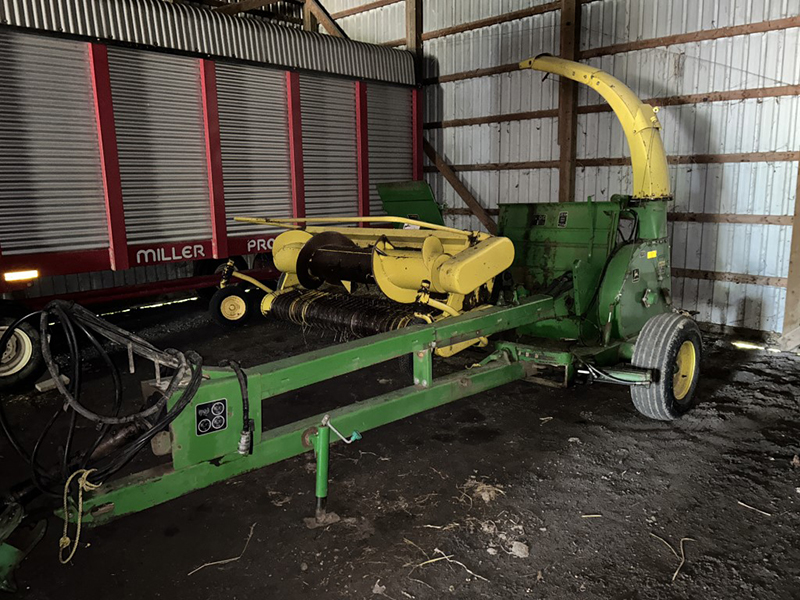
2, 299, 799, 599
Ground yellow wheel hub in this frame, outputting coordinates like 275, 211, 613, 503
221, 295, 247, 321
673, 340, 696, 400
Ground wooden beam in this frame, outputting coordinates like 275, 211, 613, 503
672, 268, 787, 288
582, 15, 800, 59
305, 0, 348, 37
444, 208, 500, 216
441, 210, 794, 226
422, 139, 497, 234
423, 152, 800, 173
214, 0, 284, 15
423, 160, 559, 173
424, 85, 800, 129
424, 108, 559, 130
668, 213, 793, 226
331, 0, 400, 19
303, 3, 319, 31
424, 63, 519, 86
781, 161, 800, 341
384, 1, 560, 46
406, 0, 422, 82
558, 0, 580, 203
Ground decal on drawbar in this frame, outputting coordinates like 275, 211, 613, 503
196, 399, 227, 436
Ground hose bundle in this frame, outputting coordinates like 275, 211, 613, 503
0, 300, 202, 503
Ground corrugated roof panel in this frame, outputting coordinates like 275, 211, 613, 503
0, 0, 414, 84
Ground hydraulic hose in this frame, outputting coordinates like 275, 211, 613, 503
0, 300, 202, 508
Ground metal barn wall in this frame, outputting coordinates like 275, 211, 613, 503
578, 0, 800, 334
327, 0, 800, 334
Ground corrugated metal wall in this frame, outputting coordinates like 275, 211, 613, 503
0, 30, 108, 255
299, 74, 359, 218
326, 0, 800, 333
578, 0, 800, 332
367, 84, 414, 215
216, 63, 293, 236
108, 48, 212, 245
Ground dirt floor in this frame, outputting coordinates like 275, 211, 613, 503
2, 298, 799, 599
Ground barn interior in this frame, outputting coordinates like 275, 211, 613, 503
0, 1, 799, 599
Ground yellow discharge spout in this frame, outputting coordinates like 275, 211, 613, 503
520, 55, 671, 200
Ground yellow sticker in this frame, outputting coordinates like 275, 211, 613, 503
647, 250, 658, 259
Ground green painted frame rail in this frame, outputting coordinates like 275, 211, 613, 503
78, 295, 558, 524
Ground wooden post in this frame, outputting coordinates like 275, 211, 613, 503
406, 0, 423, 83
303, 1, 319, 32
779, 161, 800, 349
557, 0, 581, 203
423, 140, 497, 235
304, 0, 347, 37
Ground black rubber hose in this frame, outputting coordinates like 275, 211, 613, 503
220, 359, 249, 432
73, 322, 123, 469
55, 304, 82, 481
39, 305, 173, 425
92, 351, 203, 480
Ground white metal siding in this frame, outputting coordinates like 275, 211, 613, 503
108, 48, 211, 245
335, 0, 800, 333
422, 8, 561, 228
0, 31, 108, 255
576, 2, 800, 332
216, 63, 293, 236
299, 74, 359, 218
367, 84, 413, 215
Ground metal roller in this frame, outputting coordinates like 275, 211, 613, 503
270, 289, 432, 337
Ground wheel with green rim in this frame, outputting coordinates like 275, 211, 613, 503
630, 312, 702, 421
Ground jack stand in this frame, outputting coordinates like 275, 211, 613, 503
313, 424, 330, 524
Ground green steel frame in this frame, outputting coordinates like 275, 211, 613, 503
74, 294, 650, 526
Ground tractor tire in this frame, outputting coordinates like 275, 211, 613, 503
0, 317, 46, 392
210, 287, 254, 328
630, 312, 702, 421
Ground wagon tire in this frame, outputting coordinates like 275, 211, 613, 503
210, 287, 253, 328
0, 318, 45, 392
